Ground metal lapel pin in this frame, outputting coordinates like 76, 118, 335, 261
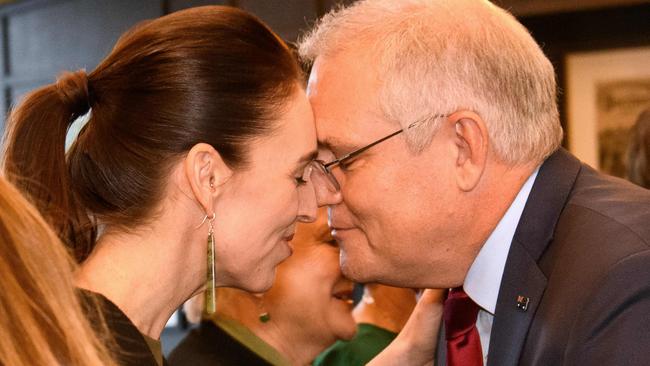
516, 295, 530, 311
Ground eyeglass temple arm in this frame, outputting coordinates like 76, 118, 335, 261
323, 129, 404, 169
322, 114, 448, 169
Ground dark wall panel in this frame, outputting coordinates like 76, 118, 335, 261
320, 0, 356, 11
8, 0, 160, 80
167, 0, 229, 13
0, 0, 162, 127
238, 0, 320, 42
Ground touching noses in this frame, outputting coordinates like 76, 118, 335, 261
297, 182, 317, 223
296, 176, 342, 222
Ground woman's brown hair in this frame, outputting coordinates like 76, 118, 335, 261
0, 175, 116, 366
2, 6, 302, 262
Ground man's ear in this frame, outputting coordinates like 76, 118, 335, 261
449, 111, 489, 191
184, 143, 233, 214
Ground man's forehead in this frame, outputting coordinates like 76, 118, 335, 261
308, 52, 387, 152
313, 111, 351, 151
317, 113, 391, 155
308, 51, 378, 95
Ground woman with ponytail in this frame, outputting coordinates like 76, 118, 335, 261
3, 6, 321, 365
0, 175, 117, 366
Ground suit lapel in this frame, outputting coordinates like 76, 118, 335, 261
486, 149, 581, 366
486, 240, 547, 366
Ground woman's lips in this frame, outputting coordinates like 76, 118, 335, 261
277, 234, 294, 259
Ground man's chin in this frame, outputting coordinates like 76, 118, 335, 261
340, 253, 419, 287
340, 253, 376, 283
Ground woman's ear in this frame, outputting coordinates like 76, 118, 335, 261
449, 111, 489, 192
184, 143, 233, 214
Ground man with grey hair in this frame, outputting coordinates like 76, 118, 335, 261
300, 0, 650, 365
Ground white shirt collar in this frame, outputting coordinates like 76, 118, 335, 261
463, 167, 539, 314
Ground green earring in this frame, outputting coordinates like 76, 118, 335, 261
203, 213, 217, 314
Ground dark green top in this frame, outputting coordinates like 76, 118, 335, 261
169, 316, 290, 366
143, 333, 164, 366
80, 289, 163, 366
214, 315, 290, 365
313, 323, 397, 366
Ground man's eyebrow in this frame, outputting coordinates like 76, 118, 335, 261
318, 137, 358, 156
296, 150, 319, 165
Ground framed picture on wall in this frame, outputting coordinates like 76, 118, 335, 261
565, 46, 650, 178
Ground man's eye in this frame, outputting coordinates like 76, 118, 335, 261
339, 157, 356, 171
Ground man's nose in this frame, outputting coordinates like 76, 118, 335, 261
312, 171, 343, 206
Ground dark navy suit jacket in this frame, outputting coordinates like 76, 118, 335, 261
437, 148, 650, 365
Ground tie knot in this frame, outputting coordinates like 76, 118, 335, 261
444, 287, 481, 340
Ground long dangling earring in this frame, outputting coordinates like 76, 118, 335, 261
198, 212, 217, 314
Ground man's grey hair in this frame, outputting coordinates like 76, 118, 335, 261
298, 0, 563, 165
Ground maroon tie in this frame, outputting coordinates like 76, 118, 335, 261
444, 287, 484, 366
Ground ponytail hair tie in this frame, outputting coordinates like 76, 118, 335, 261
55, 69, 92, 118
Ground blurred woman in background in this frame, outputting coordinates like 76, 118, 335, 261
314, 284, 418, 366
2, 6, 320, 365
627, 107, 650, 188
169, 208, 357, 366
0, 175, 116, 366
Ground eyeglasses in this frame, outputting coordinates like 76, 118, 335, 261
304, 114, 448, 194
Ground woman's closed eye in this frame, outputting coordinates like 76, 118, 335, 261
294, 175, 308, 186
293, 160, 314, 187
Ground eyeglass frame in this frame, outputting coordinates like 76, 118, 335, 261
306, 113, 449, 192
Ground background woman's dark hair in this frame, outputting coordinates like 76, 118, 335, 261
627, 108, 650, 189
2, 6, 303, 262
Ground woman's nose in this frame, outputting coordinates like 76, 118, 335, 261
296, 184, 317, 223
